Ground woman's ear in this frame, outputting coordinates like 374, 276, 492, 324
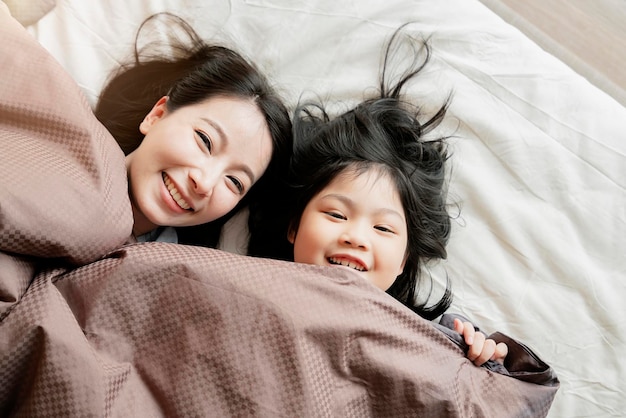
287, 223, 296, 244
139, 96, 168, 135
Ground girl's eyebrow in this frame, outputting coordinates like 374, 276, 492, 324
321, 193, 404, 221
200, 117, 256, 183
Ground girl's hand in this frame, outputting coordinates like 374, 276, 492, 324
453, 318, 508, 366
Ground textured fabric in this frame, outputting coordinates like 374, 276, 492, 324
2, 243, 558, 417
0, 6, 558, 417
0, 8, 132, 266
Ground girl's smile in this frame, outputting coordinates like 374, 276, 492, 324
327, 255, 368, 272
290, 167, 408, 291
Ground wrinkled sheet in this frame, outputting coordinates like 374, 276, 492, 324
5, 0, 626, 416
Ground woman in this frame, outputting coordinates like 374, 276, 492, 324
95, 13, 292, 247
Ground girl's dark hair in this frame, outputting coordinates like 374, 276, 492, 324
94, 13, 292, 247
251, 24, 453, 320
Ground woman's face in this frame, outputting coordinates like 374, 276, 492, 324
126, 95, 273, 236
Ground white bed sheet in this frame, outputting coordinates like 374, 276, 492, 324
27, 0, 626, 416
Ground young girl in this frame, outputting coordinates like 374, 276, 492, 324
95, 13, 292, 247
288, 163, 506, 366
254, 25, 507, 366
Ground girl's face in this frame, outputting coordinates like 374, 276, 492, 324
126, 95, 273, 236
289, 167, 408, 291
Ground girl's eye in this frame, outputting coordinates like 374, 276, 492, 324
196, 130, 212, 152
324, 211, 346, 220
375, 225, 394, 233
227, 175, 244, 194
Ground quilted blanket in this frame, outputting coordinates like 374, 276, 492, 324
0, 7, 558, 417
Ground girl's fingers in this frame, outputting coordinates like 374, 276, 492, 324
466, 330, 484, 361
462, 321, 475, 345
492, 342, 509, 364
453, 318, 465, 334
473, 338, 496, 366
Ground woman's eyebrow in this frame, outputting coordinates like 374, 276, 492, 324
201, 117, 228, 145
200, 117, 256, 183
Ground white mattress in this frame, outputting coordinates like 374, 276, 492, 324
28, 0, 626, 416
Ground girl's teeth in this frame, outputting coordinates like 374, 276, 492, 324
328, 257, 365, 271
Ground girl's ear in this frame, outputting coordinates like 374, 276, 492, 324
139, 96, 169, 135
397, 254, 408, 277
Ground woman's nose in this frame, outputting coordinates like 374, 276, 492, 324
189, 168, 217, 198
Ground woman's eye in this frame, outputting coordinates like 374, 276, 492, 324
227, 176, 244, 194
196, 130, 212, 152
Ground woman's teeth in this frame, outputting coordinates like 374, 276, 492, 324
328, 257, 365, 271
163, 173, 191, 210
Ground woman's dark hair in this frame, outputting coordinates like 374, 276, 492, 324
94, 13, 292, 247
253, 24, 453, 320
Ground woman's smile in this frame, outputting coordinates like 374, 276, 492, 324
162, 172, 192, 212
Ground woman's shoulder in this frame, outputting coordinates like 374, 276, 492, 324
136, 226, 178, 243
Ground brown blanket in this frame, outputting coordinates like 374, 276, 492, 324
0, 8, 558, 417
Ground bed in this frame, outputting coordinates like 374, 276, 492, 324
1, 0, 625, 417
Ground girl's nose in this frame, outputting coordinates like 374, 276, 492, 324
340, 226, 369, 249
